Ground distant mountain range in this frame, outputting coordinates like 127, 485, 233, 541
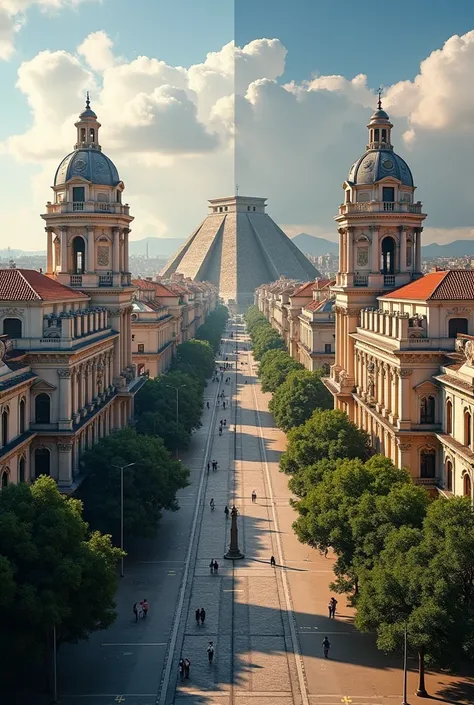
291, 233, 339, 255
420, 240, 474, 258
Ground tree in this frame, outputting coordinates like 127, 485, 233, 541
259, 349, 304, 393
292, 455, 429, 595
252, 327, 286, 360
269, 369, 333, 430
280, 408, 370, 475
174, 339, 215, 380
244, 305, 268, 335
0, 476, 122, 685
196, 305, 228, 352
288, 458, 340, 498
77, 427, 189, 539
356, 497, 474, 695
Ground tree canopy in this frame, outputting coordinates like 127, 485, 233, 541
195, 304, 228, 352
280, 408, 370, 474
252, 326, 286, 359
0, 476, 121, 685
259, 349, 304, 393
173, 339, 215, 380
269, 369, 333, 430
77, 427, 189, 539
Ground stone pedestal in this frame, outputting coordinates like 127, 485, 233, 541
224, 505, 244, 560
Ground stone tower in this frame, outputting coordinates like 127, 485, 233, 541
328, 99, 426, 416
42, 96, 136, 389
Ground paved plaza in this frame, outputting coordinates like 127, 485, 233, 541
30, 323, 474, 705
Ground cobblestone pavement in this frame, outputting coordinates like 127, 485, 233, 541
28, 323, 474, 705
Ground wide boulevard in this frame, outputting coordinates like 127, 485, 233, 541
38, 321, 472, 705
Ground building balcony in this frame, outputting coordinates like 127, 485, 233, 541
413, 476, 442, 487
338, 201, 423, 216
45, 201, 131, 216
57, 272, 133, 289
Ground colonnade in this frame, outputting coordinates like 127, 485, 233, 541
354, 350, 414, 424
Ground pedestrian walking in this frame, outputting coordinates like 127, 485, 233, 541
270, 555, 276, 567
195, 607, 201, 626
216, 399, 220, 407
223, 401, 226, 409
184, 657, 191, 678
213, 560, 219, 574
209, 559, 215, 574
219, 427, 222, 436
178, 658, 185, 681
207, 641, 215, 664
322, 637, 331, 659
224, 505, 229, 518
330, 597, 338, 618
141, 598, 149, 618
327, 600, 333, 618
200, 607, 206, 625
207, 462, 210, 474
206, 401, 210, 409
133, 602, 139, 622
223, 418, 226, 426
251, 490, 257, 503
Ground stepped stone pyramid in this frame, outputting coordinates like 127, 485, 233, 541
162, 196, 320, 308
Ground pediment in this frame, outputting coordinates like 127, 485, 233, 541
32, 379, 57, 392
65, 176, 91, 185
414, 380, 438, 394
377, 175, 401, 185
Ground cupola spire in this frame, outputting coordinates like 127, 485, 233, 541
366, 89, 393, 151
74, 93, 102, 151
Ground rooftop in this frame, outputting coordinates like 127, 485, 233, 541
381, 270, 474, 301
0, 269, 88, 302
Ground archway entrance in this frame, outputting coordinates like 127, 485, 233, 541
464, 473, 472, 498
446, 460, 453, 491
381, 237, 395, 274
72, 236, 86, 274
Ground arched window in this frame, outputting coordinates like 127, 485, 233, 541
1, 409, 8, 446
19, 457, 25, 483
464, 410, 472, 447
1, 469, 8, 488
420, 448, 436, 478
19, 399, 25, 434
446, 400, 453, 434
464, 473, 472, 498
3, 317, 22, 338
34, 448, 50, 479
381, 237, 395, 274
446, 460, 453, 491
374, 128, 379, 142
449, 318, 468, 338
420, 396, 435, 424
72, 236, 86, 274
35, 394, 50, 424
381, 128, 387, 142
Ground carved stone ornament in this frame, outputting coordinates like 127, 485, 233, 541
465, 340, 474, 365
2, 308, 24, 317
57, 442, 73, 452
397, 443, 412, 452
97, 246, 110, 266
447, 307, 471, 317
399, 369, 413, 378
357, 247, 369, 266
57, 369, 72, 379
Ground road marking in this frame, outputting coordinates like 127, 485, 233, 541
341, 699, 353, 705
101, 642, 167, 647
251, 375, 309, 705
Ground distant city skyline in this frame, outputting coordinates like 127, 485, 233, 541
1, 1, 474, 250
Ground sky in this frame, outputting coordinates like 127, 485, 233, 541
1, 0, 474, 251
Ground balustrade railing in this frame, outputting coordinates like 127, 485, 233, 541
354, 275, 369, 287
70, 274, 83, 286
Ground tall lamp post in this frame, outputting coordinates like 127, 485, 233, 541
166, 384, 186, 459
113, 462, 136, 578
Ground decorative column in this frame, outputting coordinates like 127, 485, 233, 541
87, 226, 95, 272
224, 505, 244, 560
91, 360, 97, 402
398, 369, 413, 430
46, 228, 53, 274
126, 309, 132, 368
86, 362, 93, 406
397, 441, 412, 474
57, 369, 72, 430
370, 226, 379, 272
71, 369, 77, 420
415, 228, 422, 273
57, 441, 73, 489
124, 228, 130, 273
112, 228, 120, 272
383, 363, 391, 417
399, 226, 407, 272
60, 227, 68, 272
347, 227, 354, 272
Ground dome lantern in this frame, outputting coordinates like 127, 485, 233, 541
74, 92, 102, 151
366, 89, 393, 150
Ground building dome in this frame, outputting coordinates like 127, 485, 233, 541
348, 149, 413, 187
54, 149, 121, 187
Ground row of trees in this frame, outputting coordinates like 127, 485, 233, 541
0, 305, 228, 687
244, 305, 472, 691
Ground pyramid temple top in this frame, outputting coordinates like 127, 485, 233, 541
208, 196, 267, 214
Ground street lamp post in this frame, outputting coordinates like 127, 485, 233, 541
113, 462, 136, 578
166, 384, 186, 459
401, 623, 409, 705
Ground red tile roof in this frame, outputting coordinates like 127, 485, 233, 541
132, 279, 176, 298
293, 281, 315, 296
382, 270, 474, 301
0, 269, 87, 301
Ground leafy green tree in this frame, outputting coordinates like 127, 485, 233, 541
280, 408, 370, 474
244, 305, 268, 334
174, 339, 215, 380
252, 327, 286, 359
0, 476, 122, 685
288, 458, 339, 498
269, 369, 333, 430
196, 304, 228, 352
356, 497, 474, 695
77, 427, 189, 539
292, 455, 429, 595
259, 349, 304, 392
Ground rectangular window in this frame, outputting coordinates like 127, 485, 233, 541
382, 187, 395, 202
325, 343, 332, 353
138, 344, 144, 353
72, 187, 85, 202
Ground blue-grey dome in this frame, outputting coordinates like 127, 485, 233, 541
79, 107, 97, 119
370, 108, 390, 121
54, 149, 120, 187
348, 149, 413, 187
